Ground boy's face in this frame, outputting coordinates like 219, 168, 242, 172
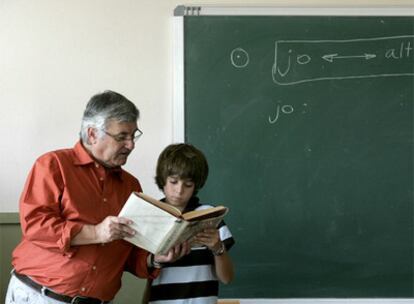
163, 175, 195, 211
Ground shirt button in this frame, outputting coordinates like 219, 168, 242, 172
99, 177, 104, 181
92, 266, 97, 270
81, 287, 86, 292
103, 198, 107, 203
95, 163, 99, 168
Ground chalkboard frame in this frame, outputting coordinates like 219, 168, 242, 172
172, 6, 414, 301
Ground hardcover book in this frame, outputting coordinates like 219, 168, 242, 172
118, 192, 228, 255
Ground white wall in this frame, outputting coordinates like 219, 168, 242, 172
0, 0, 412, 212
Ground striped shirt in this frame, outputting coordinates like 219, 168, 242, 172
148, 197, 235, 304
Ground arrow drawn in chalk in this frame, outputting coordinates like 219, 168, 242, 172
322, 53, 377, 63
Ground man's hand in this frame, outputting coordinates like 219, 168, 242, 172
94, 216, 136, 243
154, 242, 191, 264
72, 216, 136, 245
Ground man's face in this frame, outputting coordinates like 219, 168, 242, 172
89, 119, 138, 168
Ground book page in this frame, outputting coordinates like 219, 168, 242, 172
137, 192, 182, 217
119, 193, 180, 254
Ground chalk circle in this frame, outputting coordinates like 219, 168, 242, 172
231, 48, 250, 68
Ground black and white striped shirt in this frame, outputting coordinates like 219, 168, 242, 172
148, 197, 235, 304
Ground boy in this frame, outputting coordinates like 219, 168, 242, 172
145, 143, 235, 304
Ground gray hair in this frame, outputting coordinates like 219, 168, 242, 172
80, 90, 139, 144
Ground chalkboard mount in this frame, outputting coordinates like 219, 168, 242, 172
174, 5, 414, 16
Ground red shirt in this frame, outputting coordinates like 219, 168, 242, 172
12, 141, 158, 301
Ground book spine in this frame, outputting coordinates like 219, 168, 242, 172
157, 220, 189, 255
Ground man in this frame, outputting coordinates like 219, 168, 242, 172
5, 90, 188, 304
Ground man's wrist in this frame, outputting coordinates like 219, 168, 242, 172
147, 254, 163, 269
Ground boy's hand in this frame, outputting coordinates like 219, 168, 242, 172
192, 228, 221, 252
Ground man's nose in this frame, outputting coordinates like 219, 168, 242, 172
124, 139, 135, 150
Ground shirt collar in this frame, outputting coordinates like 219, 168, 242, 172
184, 196, 201, 212
73, 140, 124, 180
73, 141, 95, 166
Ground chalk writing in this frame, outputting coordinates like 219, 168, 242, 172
272, 35, 414, 85
268, 102, 294, 124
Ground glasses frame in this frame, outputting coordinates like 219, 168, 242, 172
103, 128, 143, 143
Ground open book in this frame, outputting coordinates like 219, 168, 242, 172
118, 192, 229, 255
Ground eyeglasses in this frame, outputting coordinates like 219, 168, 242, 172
103, 128, 143, 143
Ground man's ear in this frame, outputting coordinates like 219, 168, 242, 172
87, 127, 98, 145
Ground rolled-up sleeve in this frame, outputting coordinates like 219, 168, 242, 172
125, 247, 160, 279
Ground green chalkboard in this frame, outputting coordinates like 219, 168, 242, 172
183, 15, 414, 298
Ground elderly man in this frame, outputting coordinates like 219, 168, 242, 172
5, 90, 188, 304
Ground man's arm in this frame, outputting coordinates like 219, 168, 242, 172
20, 154, 83, 254
125, 242, 191, 279
71, 216, 136, 245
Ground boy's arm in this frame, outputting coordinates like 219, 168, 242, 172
213, 245, 234, 284
192, 228, 235, 284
